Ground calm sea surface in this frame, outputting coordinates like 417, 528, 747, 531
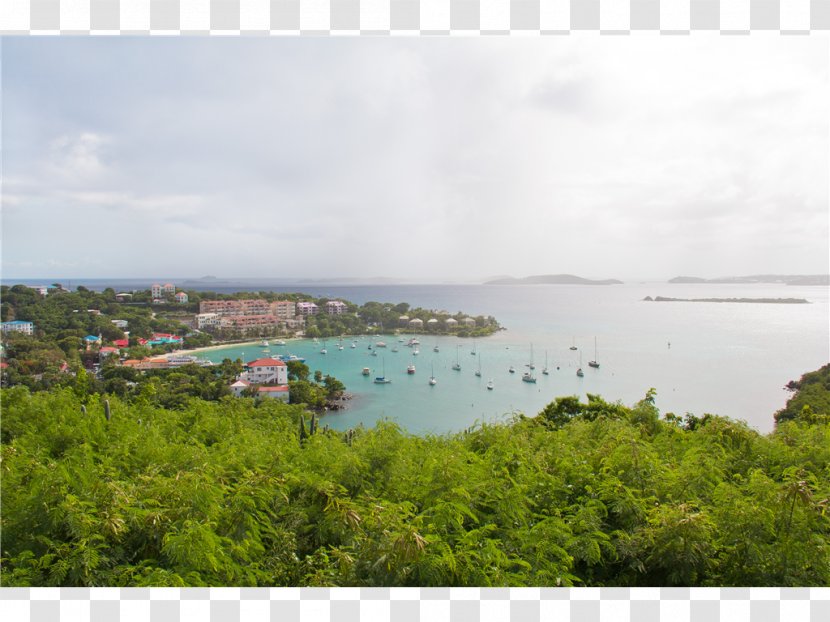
176, 283, 829, 435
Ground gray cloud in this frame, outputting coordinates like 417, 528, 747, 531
1, 37, 827, 281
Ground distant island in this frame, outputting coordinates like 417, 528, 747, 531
485, 274, 623, 286
669, 274, 829, 286
644, 296, 809, 304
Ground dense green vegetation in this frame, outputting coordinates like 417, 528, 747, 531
2, 378, 828, 587
776, 364, 830, 425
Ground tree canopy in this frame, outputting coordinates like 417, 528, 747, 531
2, 376, 828, 587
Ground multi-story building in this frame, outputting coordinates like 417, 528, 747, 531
244, 357, 288, 385
199, 299, 272, 316
1, 320, 34, 335
196, 313, 221, 329
175, 292, 189, 303
220, 315, 280, 329
111, 319, 129, 329
270, 300, 296, 320
163, 283, 175, 294
325, 300, 347, 315
296, 302, 319, 316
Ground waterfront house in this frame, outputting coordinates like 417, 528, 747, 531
398, 315, 410, 325
1, 320, 34, 336
463, 317, 476, 327
408, 318, 424, 330
175, 292, 189, 304
445, 318, 458, 328
244, 357, 289, 385
427, 318, 439, 330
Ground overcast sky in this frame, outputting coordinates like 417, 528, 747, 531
2, 37, 827, 282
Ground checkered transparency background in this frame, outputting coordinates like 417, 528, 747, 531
1, 0, 829, 620
0, 0, 829, 32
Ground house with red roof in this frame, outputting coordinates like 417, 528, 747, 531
255, 385, 290, 402
244, 358, 288, 385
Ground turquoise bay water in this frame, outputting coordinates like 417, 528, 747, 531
196, 283, 828, 435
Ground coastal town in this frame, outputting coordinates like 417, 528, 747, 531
0, 282, 499, 406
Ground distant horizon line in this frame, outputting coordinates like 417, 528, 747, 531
3, 273, 828, 286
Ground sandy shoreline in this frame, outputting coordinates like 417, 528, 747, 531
170, 338, 302, 357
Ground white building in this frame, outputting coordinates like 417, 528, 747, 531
325, 300, 347, 315
151, 284, 162, 298
445, 318, 458, 328
408, 318, 424, 329
463, 317, 476, 327
244, 357, 289, 385
175, 292, 189, 303
1, 321, 34, 335
196, 313, 221, 329
296, 302, 319, 316
111, 319, 129, 329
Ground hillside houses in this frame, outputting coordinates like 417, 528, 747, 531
197, 299, 302, 333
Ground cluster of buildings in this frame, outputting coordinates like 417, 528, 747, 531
195, 298, 348, 333
151, 283, 188, 304
397, 315, 477, 330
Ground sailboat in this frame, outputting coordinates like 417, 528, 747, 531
470, 341, 476, 355
522, 349, 536, 382
374, 358, 391, 384
452, 345, 461, 371
260, 340, 269, 347
576, 352, 584, 377
542, 350, 549, 375
588, 337, 600, 369
433, 343, 439, 353
570, 337, 578, 351
320, 341, 327, 354
475, 353, 482, 377
429, 363, 437, 386
486, 379, 494, 390
407, 361, 416, 374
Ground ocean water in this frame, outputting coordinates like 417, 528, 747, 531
191, 283, 829, 434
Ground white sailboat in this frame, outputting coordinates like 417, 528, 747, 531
522, 348, 536, 382
576, 352, 584, 377
486, 379, 494, 390
452, 345, 461, 371
429, 363, 437, 386
542, 350, 549, 375
570, 336, 578, 351
475, 353, 482, 377
470, 340, 476, 355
